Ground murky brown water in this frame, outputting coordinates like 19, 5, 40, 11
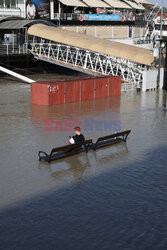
0, 74, 167, 250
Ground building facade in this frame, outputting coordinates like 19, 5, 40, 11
0, 0, 26, 18
0, 0, 152, 20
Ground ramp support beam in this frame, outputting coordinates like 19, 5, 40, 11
0, 66, 35, 84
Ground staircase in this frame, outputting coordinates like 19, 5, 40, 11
144, 3, 161, 42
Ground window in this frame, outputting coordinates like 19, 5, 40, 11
0, 0, 4, 8
1, 0, 17, 8
5, 0, 10, 8
11, 0, 16, 8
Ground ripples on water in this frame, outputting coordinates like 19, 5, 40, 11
0, 76, 167, 250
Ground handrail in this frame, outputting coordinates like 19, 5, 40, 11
0, 43, 28, 55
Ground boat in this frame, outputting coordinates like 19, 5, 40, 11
38, 130, 131, 163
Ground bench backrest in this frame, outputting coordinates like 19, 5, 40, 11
50, 139, 93, 155
95, 130, 131, 144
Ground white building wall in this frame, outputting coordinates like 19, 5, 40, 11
0, 8, 21, 17
142, 70, 157, 91
142, 69, 164, 91
18, 0, 26, 18
0, 0, 26, 18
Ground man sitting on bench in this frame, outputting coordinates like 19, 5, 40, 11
69, 127, 85, 144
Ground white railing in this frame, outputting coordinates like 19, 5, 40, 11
0, 7, 22, 17
0, 44, 28, 55
133, 36, 152, 44
30, 41, 149, 90
143, 5, 161, 41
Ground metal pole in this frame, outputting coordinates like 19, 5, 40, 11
157, 0, 163, 88
50, 0, 54, 20
59, 1, 61, 27
12, 31, 14, 53
160, 1, 163, 39
0, 66, 35, 83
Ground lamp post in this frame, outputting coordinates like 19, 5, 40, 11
160, 1, 163, 39
59, 1, 61, 27
157, 0, 164, 88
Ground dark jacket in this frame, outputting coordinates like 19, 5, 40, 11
72, 134, 85, 143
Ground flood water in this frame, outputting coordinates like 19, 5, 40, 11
0, 74, 167, 250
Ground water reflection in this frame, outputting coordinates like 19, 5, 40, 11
51, 155, 90, 184
162, 90, 167, 110
38, 143, 128, 184
38, 154, 90, 185
31, 96, 121, 125
92, 143, 128, 163
31, 96, 122, 149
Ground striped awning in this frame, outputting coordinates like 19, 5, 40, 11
104, 0, 132, 9
82, 0, 110, 8
123, 0, 145, 10
0, 19, 54, 29
133, 0, 154, 6
59, 0, 87, 7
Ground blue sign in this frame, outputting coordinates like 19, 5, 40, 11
26, 0, 50, 19
83, 14, 121, 21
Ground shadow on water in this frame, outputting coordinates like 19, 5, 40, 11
0, 145, 167, 250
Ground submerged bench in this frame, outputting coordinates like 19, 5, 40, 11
38, 139, 93, 163
38, 130, 131, 163
93, 130, 131, 150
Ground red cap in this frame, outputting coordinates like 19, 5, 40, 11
74, 126, 81, 132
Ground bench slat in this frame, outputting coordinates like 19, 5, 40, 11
51, 139, 92, 154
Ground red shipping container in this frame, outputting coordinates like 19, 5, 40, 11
31, 82, 64, 105
109, 76, 121, 96
31, 83, 49, 105
81, 79, 95, 101
48, 82, 64, 105
65, 80, 80, 103
95, 77, 109, 99
31, 76, 121, 106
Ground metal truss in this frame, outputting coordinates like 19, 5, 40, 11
30, 38, 149, 90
